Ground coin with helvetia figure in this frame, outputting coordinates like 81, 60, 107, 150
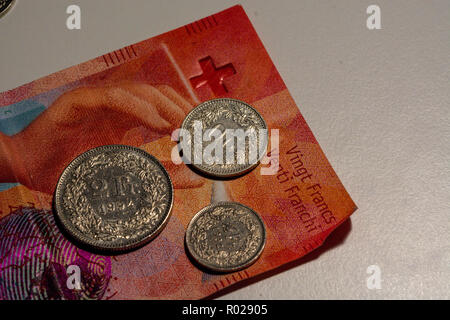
185, 201, 266, 272
180, 98, 268, 178
54, 145, 173, 253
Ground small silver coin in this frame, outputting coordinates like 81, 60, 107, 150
185, 201, 266, 272
54, 145, 173, 253
180, 98, 268, 178
0, 0, 14, 18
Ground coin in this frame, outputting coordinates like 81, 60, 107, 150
180, 98, 268, 178
54, 145, 173, 253
0, 0, 14, 18
185, 201, 266, 272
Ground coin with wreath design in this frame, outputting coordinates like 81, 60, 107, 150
185, 201, 266, 272
180, 98, 268, 178
54, 145, 173, 252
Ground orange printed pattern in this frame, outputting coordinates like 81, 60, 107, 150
0, 6, 356, 299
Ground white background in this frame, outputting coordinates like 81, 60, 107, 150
0, 0, 448, 299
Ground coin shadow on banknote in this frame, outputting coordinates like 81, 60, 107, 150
183, 237, 258, 276
204, 218, 352, 299
183, 242, 221, 275
185, 162, 258, 181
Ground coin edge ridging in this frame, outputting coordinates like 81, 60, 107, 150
180, 98, 269, 178
185, 201, 266, 272
54, 144, 174, 253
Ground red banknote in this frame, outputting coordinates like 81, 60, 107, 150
0, 5, 356, 299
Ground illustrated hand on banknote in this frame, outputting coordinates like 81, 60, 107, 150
0, 82, 203, 194
0, 5, 356, 300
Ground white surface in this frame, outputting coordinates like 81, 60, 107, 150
0, 0, 448, 299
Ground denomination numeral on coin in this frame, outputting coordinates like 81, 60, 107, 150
90, 174, 141, 198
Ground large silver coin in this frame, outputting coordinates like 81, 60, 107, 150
185, 202, 266, 272
0, 0, 14, 18
54, 145, 173, 253
180, 98, 268, 178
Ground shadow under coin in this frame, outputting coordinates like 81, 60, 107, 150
204, 218, 353, 299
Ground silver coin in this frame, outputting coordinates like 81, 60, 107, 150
185, 201, 266, 272
180, 98, 268, 178
0, 0, 14, 18
54, 145, 173, 253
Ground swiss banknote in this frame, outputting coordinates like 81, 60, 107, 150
0, 5, 356, 299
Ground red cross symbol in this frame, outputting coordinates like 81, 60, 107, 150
189, 57, 236, 96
